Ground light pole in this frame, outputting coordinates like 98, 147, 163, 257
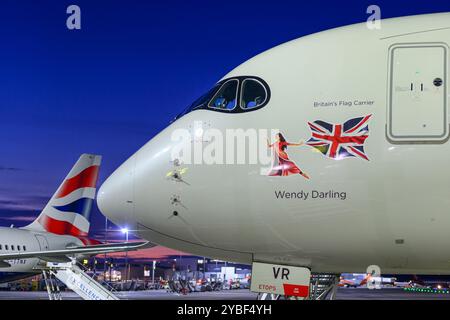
203, 256, 206, 280
104, 217, 108, 281
152, 260, 156, 287
121, 228, 129, 281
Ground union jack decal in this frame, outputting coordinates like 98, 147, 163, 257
306, 115, 372, 161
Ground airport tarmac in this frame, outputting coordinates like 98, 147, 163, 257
1, 288, 450, 300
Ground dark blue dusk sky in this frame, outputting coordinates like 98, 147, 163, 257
1, 0, 449, 244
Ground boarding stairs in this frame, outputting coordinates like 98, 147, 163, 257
42, 269, 62, 300
42, 260, 119, 300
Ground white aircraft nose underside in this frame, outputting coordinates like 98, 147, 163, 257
97, 155, 136, 229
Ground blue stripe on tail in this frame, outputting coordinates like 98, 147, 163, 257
53, 198, 94, 220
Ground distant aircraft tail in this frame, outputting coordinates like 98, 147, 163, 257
24, 154, 102, 237
360, 274, 371, 286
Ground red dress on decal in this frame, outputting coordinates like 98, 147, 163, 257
267, 141, 304, 176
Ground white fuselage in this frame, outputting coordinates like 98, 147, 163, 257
0, 227, 83, 282
98, 13, 450, 274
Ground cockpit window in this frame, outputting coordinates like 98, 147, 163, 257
188, 85, 219, 111
208, 79, 238, 110
173, 84, 220, 121
173, 76, 270, 121
240, 79, 267, 109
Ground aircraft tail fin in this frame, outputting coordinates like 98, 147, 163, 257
24, 154, 102, 237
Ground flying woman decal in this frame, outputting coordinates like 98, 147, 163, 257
266, 133, 310, 179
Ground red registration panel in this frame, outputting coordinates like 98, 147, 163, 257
283, 284, 309, 297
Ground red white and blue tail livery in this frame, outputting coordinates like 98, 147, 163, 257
0, 154, 150, 284
24, 154, 101, 237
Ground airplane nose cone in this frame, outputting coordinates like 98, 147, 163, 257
97, 156, 136, 228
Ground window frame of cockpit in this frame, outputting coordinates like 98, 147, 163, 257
239, 78, 269, 110
206, 76, 271, 114
174, 76, 271, 120
207, 78, 240, 111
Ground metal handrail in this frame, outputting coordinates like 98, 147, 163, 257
74, 261, 118, 294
